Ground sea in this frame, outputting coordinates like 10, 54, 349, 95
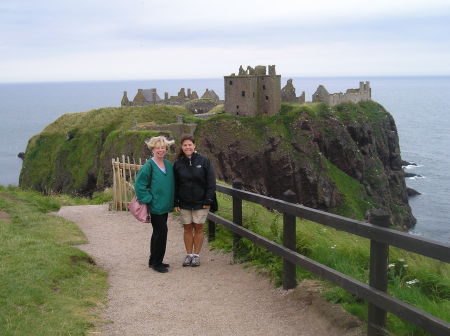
0, 77, 449, 244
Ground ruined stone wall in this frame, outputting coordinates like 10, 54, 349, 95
224, 75, 258, 116
281, 79, 306, 104
121, 87, 218, 109
312, 82, 371, 106
312, 85, 331, 104
258, 75, 281, 115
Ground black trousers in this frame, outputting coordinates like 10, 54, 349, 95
149, 213, 168, 266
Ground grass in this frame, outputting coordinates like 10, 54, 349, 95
210, 190, 450, 336
324, 159, 374, 219
20, 104, 198, 195
0, 186, 109, 336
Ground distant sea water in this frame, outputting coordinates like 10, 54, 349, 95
0, 77, 449, 243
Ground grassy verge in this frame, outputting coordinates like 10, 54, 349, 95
210, 191, 450, 335
0, 186, 109, 336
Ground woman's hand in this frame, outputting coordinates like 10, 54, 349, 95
174, 207, 180, 213
203, 205, 211, 209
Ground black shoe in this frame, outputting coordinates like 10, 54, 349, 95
149, 261, 170, 268
152, 265, 168, 273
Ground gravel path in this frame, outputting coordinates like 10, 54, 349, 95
56, 205, 362, 336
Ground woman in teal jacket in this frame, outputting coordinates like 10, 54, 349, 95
135, 136, 175, 273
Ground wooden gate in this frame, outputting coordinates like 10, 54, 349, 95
111, 156, 145, 211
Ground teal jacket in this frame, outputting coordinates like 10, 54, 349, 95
134, 158, 174, 215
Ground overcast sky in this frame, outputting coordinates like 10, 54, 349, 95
1, 0, 450, 82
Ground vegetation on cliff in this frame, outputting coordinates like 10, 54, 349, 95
196, 101, 414, 228
19, 105, 196, 195
20, 101, 414, 227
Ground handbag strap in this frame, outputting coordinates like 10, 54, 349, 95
148, 159, 153, 189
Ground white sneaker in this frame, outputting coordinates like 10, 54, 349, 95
182, 255, 193, 267
191, 255, 200, 267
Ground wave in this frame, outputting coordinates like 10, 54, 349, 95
408, 229, 423, 237
403, 164, 423, 169
407, 175, 426, 180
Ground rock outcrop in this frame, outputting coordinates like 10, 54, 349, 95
195, 101, 416, 228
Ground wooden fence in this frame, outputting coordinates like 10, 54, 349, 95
111, 156, 144, 211
207, 180, 450, 336
111, 157, 450, 335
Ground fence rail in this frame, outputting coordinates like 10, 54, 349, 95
208, 181, 450, 336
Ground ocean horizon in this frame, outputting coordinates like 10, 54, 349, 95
1, 76, 449, 243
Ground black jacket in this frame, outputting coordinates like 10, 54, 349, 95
173, 152, 216, 210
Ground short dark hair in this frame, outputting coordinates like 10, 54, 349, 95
177, 134, 195, 159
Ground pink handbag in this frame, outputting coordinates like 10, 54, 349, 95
128, 196, 150, 223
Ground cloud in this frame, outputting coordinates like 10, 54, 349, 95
1, 0, 450, 82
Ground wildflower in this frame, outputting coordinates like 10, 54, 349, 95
331, 244, 337, 249
388, 263, 395, 269
406, 279, 420, 286
403, 264, 408, 268
398, 258, 405, 262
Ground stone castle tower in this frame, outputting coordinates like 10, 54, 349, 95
224, 65, 281, 116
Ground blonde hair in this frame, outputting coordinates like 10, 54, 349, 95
145, 136, 175, 151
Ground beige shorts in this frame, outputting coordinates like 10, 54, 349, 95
179, 208, 209, 225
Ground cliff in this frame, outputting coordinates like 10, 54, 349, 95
19, 105, 195, 195
19, 101, 415, 228
195, 101, 415, 228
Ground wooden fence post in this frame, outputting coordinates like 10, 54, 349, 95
208, 218, 216, 242
232, 179, 243, 260
283, 189, 297, 290
368, 209, 390, 336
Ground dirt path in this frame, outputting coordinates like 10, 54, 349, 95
56, 205, 362, 336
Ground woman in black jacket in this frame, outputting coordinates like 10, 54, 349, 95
173, 134, 215, 267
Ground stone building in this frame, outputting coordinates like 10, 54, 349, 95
121, 87, 221, 110
224, 65, 281, 116
312, 82, 371, 106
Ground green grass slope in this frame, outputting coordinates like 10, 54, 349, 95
0, 186, 108, 336
19, 105, 196, 195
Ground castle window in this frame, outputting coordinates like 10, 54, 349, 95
263, 85, 266, 90
253, 92, 255, 97
236, 105, 239, 109
229, 80, 233, 85
265, 96, 269, 101
241, 91, 245, 97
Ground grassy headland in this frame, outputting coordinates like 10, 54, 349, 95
19, 105, 198, 195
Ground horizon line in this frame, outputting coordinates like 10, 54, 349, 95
2, 74, 450, 85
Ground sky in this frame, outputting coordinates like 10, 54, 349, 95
1, 0, 450, 83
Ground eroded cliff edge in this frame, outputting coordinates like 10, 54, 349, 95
196, 102, 415, 228
19, 101, 416, 228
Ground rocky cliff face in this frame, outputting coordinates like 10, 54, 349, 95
195, 102, 416, 228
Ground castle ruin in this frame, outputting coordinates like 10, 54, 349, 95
121, 87, 220, 109
120, 66, 371, 115
312, 81, 371, 106
224, 65, 281, 117
281, 79, 305, 104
